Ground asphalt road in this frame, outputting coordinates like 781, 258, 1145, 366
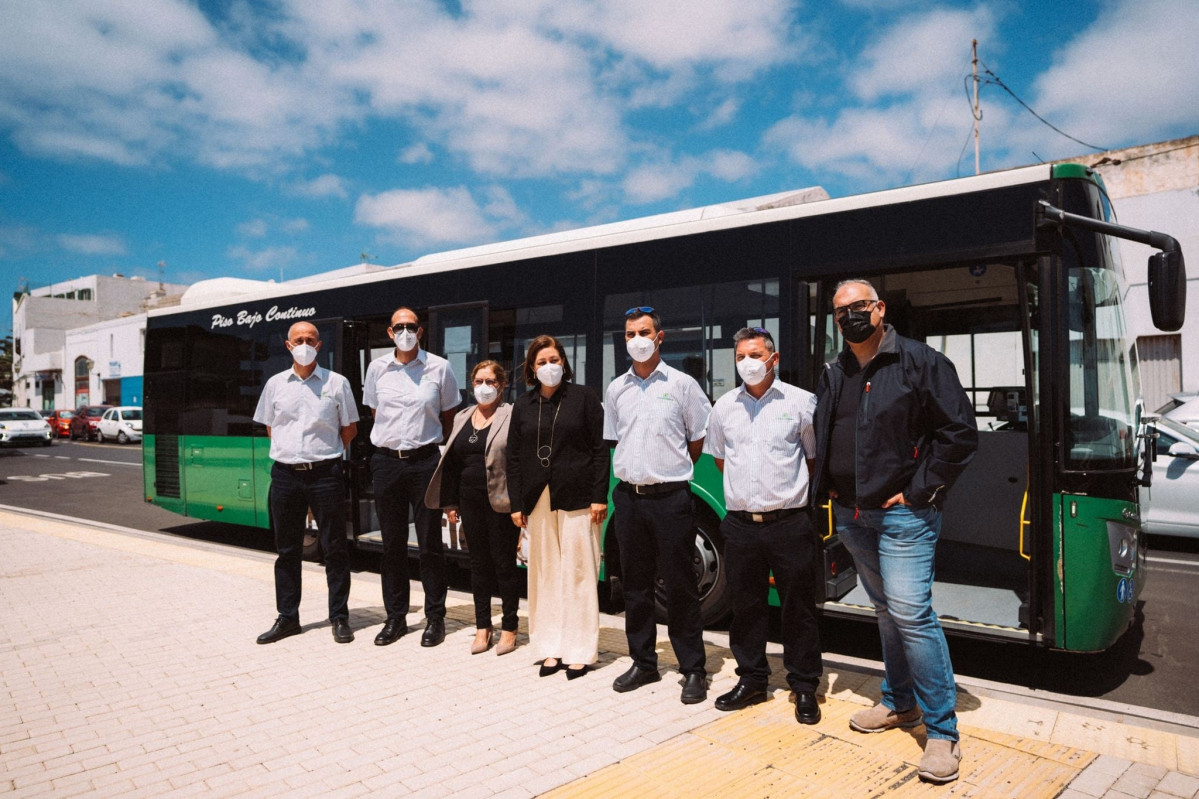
3, 437, 1198, 717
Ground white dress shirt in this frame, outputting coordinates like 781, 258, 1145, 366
363, 349, 459, 449
604, 361, 710, 484
253, 365, 359, 464
703, 379, 817, 512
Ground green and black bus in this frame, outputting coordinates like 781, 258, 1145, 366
143, 163, 1186, 652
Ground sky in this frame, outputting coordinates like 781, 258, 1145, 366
2, 0, 1198, 334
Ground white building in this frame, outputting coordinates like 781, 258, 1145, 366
63, 314, 151, 408
1060, 135, 1199, 410
12, 274, 187, 409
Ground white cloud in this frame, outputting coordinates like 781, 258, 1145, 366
237, 219, 268, 238
399, 143, 434, 165
57, 233, 127, 256
290, 174, 349, 199
354, 186, 498, 246
1024, 0, 1199, 155
282, 218, 310, 234
226, 244, 299, 272
850, 7, 997, 102
623, 149, 759, 204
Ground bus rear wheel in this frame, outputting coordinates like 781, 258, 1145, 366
654, 502, 731, 627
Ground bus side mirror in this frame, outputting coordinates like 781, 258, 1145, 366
1148, 250, 1186, 332
1168, 441, 1199, 461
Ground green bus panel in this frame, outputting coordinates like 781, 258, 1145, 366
1054, 493, 1143, 652
143, 434, 185, 517
180, 435, 269, 528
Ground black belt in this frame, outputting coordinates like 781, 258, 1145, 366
280, 458, 341, 472
728, 508, 804, 524
622, 481, 688, 496
377, 443, 439, 460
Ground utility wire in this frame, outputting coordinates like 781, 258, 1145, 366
978, 60, 1109, 152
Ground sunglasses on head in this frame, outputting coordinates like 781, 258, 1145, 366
624, 306, 655, 317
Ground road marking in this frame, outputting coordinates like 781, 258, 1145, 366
7, 471, 110, 482
77, 457, 141, 467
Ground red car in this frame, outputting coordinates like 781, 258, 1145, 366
40, 409, 75, 438
70, 405, 112, 441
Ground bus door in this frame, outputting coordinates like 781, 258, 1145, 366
339, 319, 375, 546
426, 302, 489, 553
814, 263, 1036, 643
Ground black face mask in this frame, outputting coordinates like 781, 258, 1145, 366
839, 309, 877, 344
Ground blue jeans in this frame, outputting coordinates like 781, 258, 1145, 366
835, 504, 958, 741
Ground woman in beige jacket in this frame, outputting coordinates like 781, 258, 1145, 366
425, 361, 522, 655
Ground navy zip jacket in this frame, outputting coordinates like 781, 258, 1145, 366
813, 325, 978, 510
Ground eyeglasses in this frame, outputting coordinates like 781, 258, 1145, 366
472, 378, 500, 387
624, 306, 655, 317
390, 323, 419, 333
832, 299, 878, 321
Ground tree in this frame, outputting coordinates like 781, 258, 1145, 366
0, 335, 12, 405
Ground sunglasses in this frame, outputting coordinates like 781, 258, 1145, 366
390, 323, 419, 333
624, 306, 655, 317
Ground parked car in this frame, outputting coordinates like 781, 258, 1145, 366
1140, 416, 1199, 539
70, 404, 112, 441
97, 406, 142, 444
1156, 392, 1199, 429
0, 409, 54, 447
40, 409, 74, 438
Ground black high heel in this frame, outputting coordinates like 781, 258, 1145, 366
539, 659, 562, 677
565, 664, 589, 680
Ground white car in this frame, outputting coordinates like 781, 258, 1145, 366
97, 406, 143, 444
0, 409, 54, 447
1140, 416, 1199, 539
1157, 393, 1199, 429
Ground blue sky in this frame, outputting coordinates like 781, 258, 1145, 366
2, 0, 1198, 334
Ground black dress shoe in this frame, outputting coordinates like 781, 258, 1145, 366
539, 659, 563, 677
420, 618, 445, 647
374, 618, 406, 646
680, 672, 708, 705
611, 664, 662, 693
565, 665, 589, 680
257, 616, 301, 645
332, 618, 354, 644
794, 691, 821, 725
714, 683, 768, 711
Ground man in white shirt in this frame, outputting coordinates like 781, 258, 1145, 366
253, 321, 359, 645
605, 307, 711, 704
363, 307, 460, 647
703, 327, 823, 725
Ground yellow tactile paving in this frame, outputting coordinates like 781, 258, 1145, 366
550, 691, 1094, 798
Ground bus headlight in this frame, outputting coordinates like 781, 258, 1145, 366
1106, 521, 1137, 575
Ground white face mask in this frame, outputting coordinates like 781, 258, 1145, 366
626, 335, 657, 363
736, 356, 771, 386
290, 343, 318, 367
536, 362, 564, 388
474, 383, 499, 405
393, 329, 418, 352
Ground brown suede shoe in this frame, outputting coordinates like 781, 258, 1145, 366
470, 628, 494, 655
848, 703, 923, 733
918, 739, 961, 783
495, 630, 518, 656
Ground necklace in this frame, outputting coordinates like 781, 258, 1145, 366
468, 421, 481, 444
536, 394, 562, 468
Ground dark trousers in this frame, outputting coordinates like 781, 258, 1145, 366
372, 452, 446, 621
268, 461, 350, 622
459, 484, 523, 631
613, 484, 706, 676
722, 512, 822, 692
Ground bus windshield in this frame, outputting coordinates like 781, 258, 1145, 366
1065, 265, 1139, 470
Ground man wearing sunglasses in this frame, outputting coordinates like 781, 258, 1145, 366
604, 307, 711, 704
364, 307, 460, 648
813, 279, 977, 784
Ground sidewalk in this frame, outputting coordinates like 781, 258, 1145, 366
0, 506, 1196, 797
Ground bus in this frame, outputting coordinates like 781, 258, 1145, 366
143, 162, 1186, 653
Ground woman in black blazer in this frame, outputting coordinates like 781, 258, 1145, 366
426, 360, 521, 656
507, 335, 609, 679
